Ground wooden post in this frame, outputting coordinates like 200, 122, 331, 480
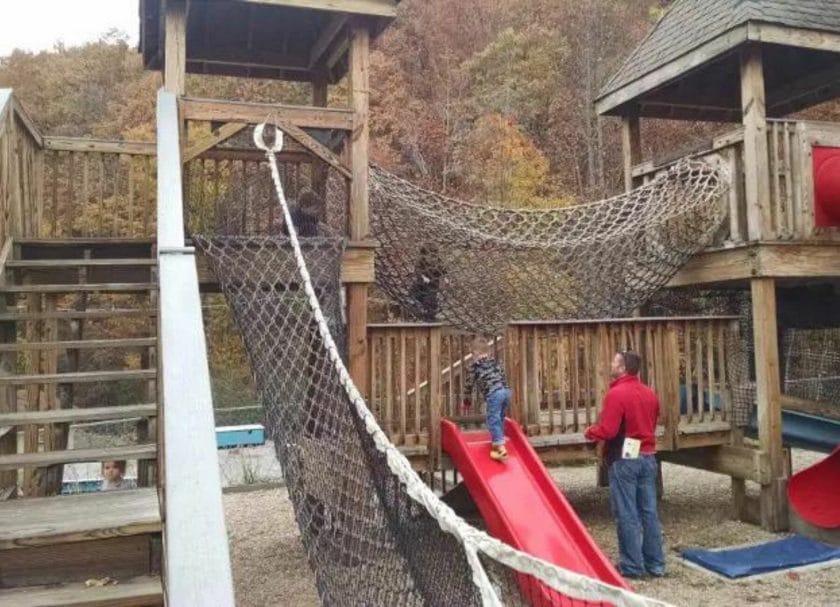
312, 77, 329, 203
347, 26, 370, 395
750, 278, 787, 530
164, 0, 188, 95
740, 45, 770, 241
621, 115, 642, 192
428, 327, 442, 486
0, 241, 17, 495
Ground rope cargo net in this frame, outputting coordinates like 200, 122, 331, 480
371, 161, 727, 333
189, 125, 732, 607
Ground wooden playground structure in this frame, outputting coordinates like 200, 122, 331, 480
0, 0, 839, 604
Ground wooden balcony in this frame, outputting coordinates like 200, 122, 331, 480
367, 317, 751, 482
632, 119, 840, 287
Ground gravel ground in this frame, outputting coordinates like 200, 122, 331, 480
220, 449, 838, 607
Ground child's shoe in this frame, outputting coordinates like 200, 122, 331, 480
490, 446, 508, 461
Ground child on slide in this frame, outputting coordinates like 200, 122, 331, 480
463, 337, 512, 461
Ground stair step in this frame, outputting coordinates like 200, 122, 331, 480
0, 369, 156, 385
0, 404, 157, 427
14, 238, 155, 247
0, 338, 157, 352
0, 444, 157, 472
0, 487, 160, 549
0, 284, 157, 294
0, 309, 156, 322
7, 259, 156, 268
0, 575, 163, 607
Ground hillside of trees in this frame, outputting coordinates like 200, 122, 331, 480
0, 0, 681, 206
3, 0, 838, 411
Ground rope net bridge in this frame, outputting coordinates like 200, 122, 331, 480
191, 125, 729, 607
371, 161, 727, 333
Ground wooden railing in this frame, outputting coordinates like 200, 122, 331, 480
633, 119, 840, 246
0, 90, 44, 246
506, 317, 739, 450
41, 138, 157, 238
156, 90, 234, 605
368, 317, 739, 464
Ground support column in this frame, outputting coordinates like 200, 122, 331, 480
312, 77, 329, 202
347, 26, 370, 395
164, 0, 188, 95
740, 44, 770, 241
621, 114, 642, 192
750, 278, 787, 530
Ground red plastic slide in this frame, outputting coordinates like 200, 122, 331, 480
788, 446, 840, 529
441, 418, 628, 606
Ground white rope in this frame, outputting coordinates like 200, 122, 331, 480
254, 124, 673, 607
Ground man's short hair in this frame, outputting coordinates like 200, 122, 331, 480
619, 350, 642, 376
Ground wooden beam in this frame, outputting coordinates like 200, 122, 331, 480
182, 122, 247, 164
188, 47, 310, 72
275, 119, 350, 178
310, 14, 350, 68
239, 0, 397, 18
621, 115, 641, 192
669, 243, 840, 287
164, 0, 187, 95
740, 44, 771, 241
195, 243, 374, 286
781, 394, 840, 423
658, 445, 770, 483
750, 278, 787, 531
181, 97, 354, 130
0, 89, 12, 141
748, 23, 840, 54
347, 26, 371, 395
10, 98, 44, 147
43, 137, 156, 156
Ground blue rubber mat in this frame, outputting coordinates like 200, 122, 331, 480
682, 536, 840, 579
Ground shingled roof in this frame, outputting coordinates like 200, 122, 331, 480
597, 0, 840, 116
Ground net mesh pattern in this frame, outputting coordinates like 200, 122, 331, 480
370, 161, 728, 333
193, 131, 674, 607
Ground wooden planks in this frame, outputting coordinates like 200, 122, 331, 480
0, 487, 160, 549
0, 369, 156, 386
0, 404, 157, 427
0, 283, 157, 294
0, 575, 163, 607
0, 444, 157, 472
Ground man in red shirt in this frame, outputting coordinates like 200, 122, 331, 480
584, 350, 665, 579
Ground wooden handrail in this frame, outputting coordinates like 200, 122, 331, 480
43, 136, 156, 156
156, 89, 235, 606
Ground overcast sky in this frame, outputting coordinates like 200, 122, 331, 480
0, 1, 138, 56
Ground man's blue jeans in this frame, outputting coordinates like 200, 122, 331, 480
608, 454, 666, 577
485, 387, 511, 445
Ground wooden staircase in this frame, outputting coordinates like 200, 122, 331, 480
0, 238, 163, 606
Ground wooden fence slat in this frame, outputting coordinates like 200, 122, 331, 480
399, 330, 407, 443
384, 332, 393, 438
414, 332, 422, 442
